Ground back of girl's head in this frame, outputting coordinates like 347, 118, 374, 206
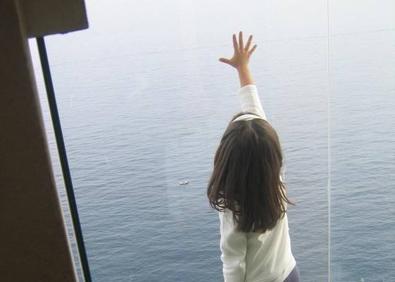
207, 111, 293, 233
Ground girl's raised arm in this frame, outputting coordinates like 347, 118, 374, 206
219, 31, 257, 87
219, 31, 266, 119
237, 84, 267, 120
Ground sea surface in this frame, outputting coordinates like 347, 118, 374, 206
29, 1, 395, 281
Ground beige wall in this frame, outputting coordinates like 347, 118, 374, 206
0, 0, 88, 281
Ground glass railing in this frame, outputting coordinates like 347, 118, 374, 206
29, 0, 395, 281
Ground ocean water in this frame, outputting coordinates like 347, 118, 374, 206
29, 1, 395, 281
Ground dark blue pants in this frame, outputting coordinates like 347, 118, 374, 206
283, 265, 300, 282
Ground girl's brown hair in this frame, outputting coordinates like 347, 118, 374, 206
207, 111, 294, 233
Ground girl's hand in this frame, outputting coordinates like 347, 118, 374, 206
219, 31, 257, 70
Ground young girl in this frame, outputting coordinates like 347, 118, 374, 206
207, 32, 300, 282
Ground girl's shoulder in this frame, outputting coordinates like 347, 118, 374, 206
219, 208, 241, 227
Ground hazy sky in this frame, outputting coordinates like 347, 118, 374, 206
29, 0, 395, 72
83, 0, 395, 38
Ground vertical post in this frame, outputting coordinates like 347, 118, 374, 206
36, 37, 92, 282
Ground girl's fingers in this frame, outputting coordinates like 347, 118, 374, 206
232, 34, 238, 52
239, 31, 244, 51
219, 58, 232, 65
245, 35, 253, 51
248, 44, 258, 56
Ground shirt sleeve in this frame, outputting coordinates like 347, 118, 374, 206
219, 209, 247, 282
238, 84, 267, 120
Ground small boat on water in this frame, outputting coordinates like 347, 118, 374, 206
178, 180, 189, 185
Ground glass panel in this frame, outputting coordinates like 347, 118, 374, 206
31, 0, 330, 281
330, 1, 395, 281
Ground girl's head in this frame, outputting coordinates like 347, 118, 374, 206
207, 112, 293, 233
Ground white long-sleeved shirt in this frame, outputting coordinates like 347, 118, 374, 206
219, 84, 296, 282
